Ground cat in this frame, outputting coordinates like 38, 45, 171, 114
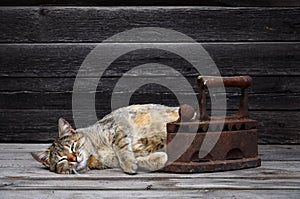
31, 104, 195, 175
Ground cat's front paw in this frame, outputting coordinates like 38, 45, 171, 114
137, 152, 168, 171
120, 158, 138, 174
55, 164, 77, 175
56, 168, 73, 175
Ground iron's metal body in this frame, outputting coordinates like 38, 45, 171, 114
163, 76, 261, 173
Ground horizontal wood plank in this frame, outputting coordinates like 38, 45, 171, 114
0, 92, 299, 111
258, 145, 300, 161
1, 43, 299, 77
1, 76, 300, 94
0, 110, 298, 144
0, 7, 299, 42
0, 144, 299, 198
1, 177, 300, 190
1, 160, 300, 180
1, 0, 300, 6
1, 190, 299, 199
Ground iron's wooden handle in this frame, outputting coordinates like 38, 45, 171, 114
197, 76, 252, 89
197, 75, 252, 120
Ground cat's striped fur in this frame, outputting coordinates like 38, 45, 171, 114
31, 104, 181, 174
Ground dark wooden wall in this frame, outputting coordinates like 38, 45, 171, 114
0, 1, 299, 144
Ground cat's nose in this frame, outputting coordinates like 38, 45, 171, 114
67, 153, 77, 162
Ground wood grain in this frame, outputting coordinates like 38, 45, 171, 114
1, 177, 299, 190
0, 7, 299, 42
1, 43, 299, 77
1, 190, 299, 199
1, 160, 300, 178
0, 91, 299, 111
0, 144, 299, 198
1, 76, 300, 94
1, 0, 300, 6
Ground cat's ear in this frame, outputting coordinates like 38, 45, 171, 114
31, 150, 50, 167
58, 118, 76, 137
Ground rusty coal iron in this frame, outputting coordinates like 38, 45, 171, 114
163, 75, 261, 173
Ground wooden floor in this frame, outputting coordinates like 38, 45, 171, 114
0, 144, 299, 198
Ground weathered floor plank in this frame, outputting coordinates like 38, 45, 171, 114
0, 160, 300, 179
0, 144, 299, 198
1, 177, 299, 190
1, 190, 299, 199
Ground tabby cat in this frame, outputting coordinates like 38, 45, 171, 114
31, 104, 194, 174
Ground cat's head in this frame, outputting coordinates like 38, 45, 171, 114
31, 118, 88, 174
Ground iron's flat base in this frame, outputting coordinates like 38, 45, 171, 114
162, 157, 261, 173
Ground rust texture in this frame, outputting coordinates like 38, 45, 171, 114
163, 75, 261, 173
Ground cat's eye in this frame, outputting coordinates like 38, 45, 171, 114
58, 158, 67, 163
71, 143, 76, 152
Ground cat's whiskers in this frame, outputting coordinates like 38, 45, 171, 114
72, 168, 79, 174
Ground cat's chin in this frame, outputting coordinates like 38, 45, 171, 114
75, 160, 87, 171
75, 149, 88, 171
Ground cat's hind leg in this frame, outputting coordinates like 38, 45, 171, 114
136, 152, 168, 171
